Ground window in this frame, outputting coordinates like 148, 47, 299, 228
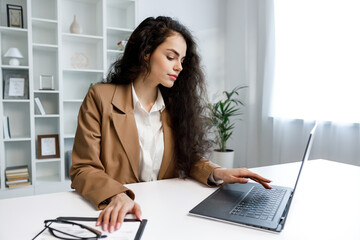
271, 0, 360, 123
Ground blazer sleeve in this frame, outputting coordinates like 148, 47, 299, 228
70, 86, 134, 210
189, 157, 221, 186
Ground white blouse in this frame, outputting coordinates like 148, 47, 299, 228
131, 84, 222, 184
132, 84, 165, 182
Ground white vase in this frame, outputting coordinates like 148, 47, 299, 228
70, 15, 82, 34
212, 150, 235, 169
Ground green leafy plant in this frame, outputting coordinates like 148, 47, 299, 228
207, 86, 247, 152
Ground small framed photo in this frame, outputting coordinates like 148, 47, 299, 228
39, 74, 55, 90
3, 74, 29, 99
37, 134, 60, 159
7, 4, 24, 28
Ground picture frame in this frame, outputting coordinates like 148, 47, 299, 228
37, 134, 60, 159
39, 74, 55, 90
7, 4, 24, 28
3, 74, 29, 99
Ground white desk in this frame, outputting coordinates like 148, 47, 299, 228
1, 160, 359, 240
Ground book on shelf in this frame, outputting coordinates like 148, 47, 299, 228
35, 97, 46, 115
6, 171, 29, 180
6, 181, 31, 189
5, 165, 29, 175
6, 178, 29, 184
2, 115, 11, 139
5, 165, 30, 189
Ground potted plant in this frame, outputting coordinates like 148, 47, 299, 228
207, 85, 247, 168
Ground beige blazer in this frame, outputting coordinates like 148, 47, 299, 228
70, 83, 218, 210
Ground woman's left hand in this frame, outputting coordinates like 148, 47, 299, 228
213, 167, 272, 189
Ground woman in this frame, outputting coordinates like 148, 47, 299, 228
70, 16, 271, 233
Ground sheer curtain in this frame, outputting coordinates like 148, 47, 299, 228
225, 0, 360, 168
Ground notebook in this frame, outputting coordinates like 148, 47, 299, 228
189, 124, 318, 232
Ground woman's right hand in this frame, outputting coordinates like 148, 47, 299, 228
96, 192, 142, 233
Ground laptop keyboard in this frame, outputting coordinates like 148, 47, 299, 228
230, 186, 286, 221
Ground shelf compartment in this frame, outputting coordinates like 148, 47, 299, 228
106, 28, 132, 51
62, 0, 103, 36
32, 19, 58, 45
63, 71, 103, 101
63, 102, 82, 136
35, 161, 61, 183
3, 102, 31, 138
0, 31, 29, 66
34, 92, 59, 115
106, 0, 135, 29
4, 141, 31, 168
62, 37, 103, 71
1, 68, 29, 101
31, 0, 57, 20
35, 117, 60, 136
33, 48, 59, 91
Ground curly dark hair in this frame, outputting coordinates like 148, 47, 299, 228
106, 16, 211, 177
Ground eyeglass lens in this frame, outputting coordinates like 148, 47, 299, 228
47, 222, 97, 239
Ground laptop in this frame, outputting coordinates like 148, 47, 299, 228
189, 124, 318, 232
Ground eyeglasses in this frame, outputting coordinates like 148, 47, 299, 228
34, 219, 107, 239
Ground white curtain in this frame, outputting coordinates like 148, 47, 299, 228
225, 0, 360, 168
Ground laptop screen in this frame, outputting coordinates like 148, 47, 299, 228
291, 123, 318, 195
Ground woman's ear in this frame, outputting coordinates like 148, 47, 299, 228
144, 54, 150, 62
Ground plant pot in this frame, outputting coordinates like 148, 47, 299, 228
212, 150, 234, 169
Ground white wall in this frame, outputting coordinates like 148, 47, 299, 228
137, 0, 226, 99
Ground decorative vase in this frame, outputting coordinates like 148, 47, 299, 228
212, 150, 235, 169
70, 15, 82, 34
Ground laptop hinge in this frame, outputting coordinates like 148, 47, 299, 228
277, 191, 294, 231
276, 216, 286, 231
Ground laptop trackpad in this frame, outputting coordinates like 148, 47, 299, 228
209, 189, 246, 204
195, 189, 246, 218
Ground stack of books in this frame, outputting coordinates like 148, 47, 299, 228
5, 165, 31, 189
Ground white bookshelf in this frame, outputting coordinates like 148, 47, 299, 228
0, 0, 137, 199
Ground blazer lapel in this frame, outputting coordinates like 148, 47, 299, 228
158, 109, 175, 179
111, 84, 140, 181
